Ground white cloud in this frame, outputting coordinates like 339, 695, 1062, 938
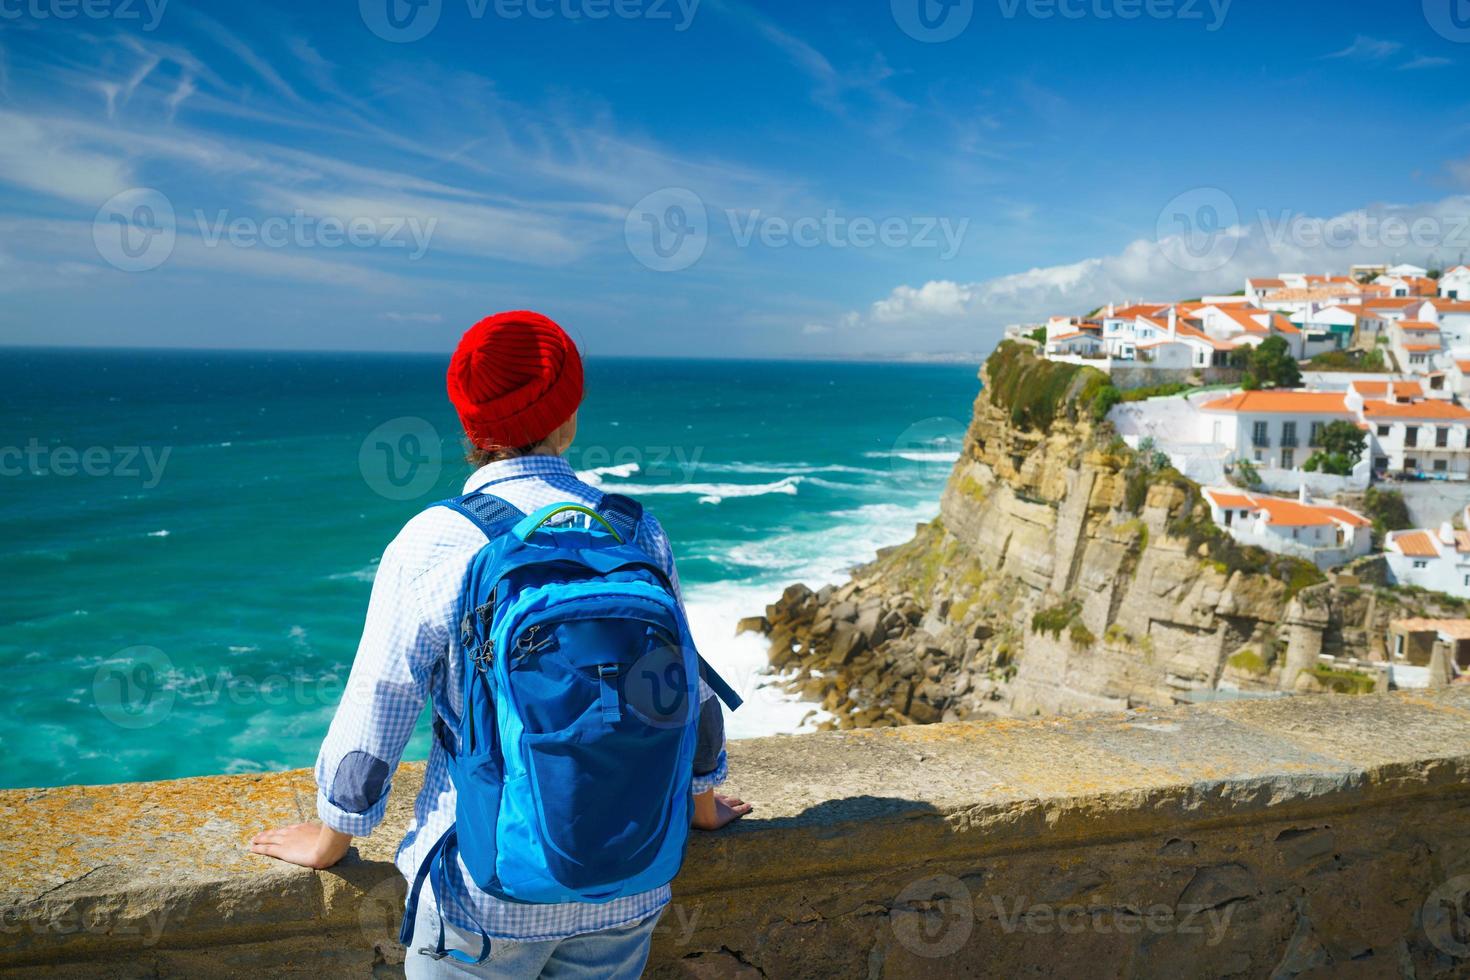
1400, 55, 1453, 71
833, 194, 1470, 346
871, 280, 976, 322
1324, 36, 1403, 61
0, 111, 133, 204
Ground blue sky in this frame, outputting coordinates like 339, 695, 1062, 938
1, 0, 1469, 357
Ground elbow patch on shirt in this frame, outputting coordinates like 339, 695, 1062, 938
693, 697, 724, 776
330, 750, 390, 813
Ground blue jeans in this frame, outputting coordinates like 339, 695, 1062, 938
402, 901, 662, 979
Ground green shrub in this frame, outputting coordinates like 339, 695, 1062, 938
1227, 648, 1270, 676
1363, 487, 1412, 537
1032, 600, 1081, 638
1307, 664, 1376, 695
1069, 621, 1096, 649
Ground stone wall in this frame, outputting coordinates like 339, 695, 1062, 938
3, 689, 1469, 978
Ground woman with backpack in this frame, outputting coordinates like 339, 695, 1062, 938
250, 311, 750, 978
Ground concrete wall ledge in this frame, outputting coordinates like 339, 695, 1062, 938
3, 688, 1470, 978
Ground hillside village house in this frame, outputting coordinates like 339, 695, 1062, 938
1355, 394, 1470, 478
1202, 487, 1372, 569
1385, 511, 1470, 599
1197, 390, 1358, 474
1387, 618, 1470, 673
1391, 319, 1444, 373
1441, 266, 1470, 301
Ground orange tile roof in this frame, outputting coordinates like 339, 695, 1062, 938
1360, 399, 1470, 420
1204, 488, 1370, 528
1392, 531, 1440, 558
1108, 304, 1169, 319
1248, 278, 1286, 288
1403, 343, 1442, 352
1399, 320, 1439, 331
1202, 489, 1255, 510
1457, 360, 1470, 373
1350, 380, 1424, 398
1200, 391, 1351, 414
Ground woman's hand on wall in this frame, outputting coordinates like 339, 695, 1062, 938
250, 822, 353, 869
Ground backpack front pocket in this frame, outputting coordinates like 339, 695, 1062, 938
521, 717, 684, 892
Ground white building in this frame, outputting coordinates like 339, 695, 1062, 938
1388, 318, 1443, 374
1354, 394, 1470, 479
1198, 390, 1358, 473
1441, 266, 1470, 301
1386, 512, 1470, 598
1201, 487, 1372, 569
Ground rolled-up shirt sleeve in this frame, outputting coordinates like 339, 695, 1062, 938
315, 536, 442, 836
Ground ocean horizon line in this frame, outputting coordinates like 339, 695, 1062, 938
0, 343, 988, 367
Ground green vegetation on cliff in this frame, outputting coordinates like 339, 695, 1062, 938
986, 341, 1111, 431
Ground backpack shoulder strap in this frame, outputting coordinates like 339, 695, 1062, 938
596, 492, 644, 545
436, 490, 525, 541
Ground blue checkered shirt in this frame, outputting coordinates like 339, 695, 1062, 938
315, 454, 728, 940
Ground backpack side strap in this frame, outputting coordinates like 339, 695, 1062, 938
436, 491, 525, 541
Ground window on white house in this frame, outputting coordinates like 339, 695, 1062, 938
1414, 560, 1429, 569
1378, 424, 1391, 437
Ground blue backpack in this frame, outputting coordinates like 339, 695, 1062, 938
400, 489, 742, 963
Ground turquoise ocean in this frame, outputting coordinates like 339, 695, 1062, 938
0, 350, 978, 789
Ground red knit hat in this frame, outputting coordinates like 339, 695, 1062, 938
446, 311, 584, 450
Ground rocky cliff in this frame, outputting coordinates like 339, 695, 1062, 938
761, 343, 1462, 729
